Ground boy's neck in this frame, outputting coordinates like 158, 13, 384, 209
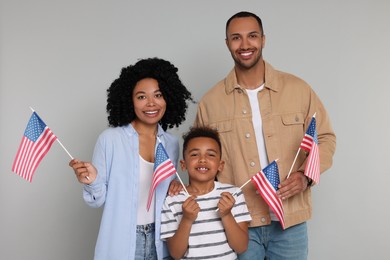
187, 181, 215, 196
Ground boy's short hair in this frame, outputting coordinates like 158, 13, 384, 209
182, 126, 222, 159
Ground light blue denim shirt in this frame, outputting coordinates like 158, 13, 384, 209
83, 124, 178, 260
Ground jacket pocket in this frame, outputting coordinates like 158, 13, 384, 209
209, 120, 233, 133
280, 113, 305, 151
281, 113, 305, 126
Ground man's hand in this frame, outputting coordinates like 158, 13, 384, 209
277, 171, 308, 200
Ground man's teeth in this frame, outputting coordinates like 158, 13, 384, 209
241, 52, 252, 56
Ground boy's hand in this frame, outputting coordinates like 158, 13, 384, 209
217, 192, 235, 218
168, 179, 184, 196
182, 195, 200, 222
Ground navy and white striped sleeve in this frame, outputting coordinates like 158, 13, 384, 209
160, 197, 180, 240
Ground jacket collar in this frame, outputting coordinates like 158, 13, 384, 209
224, 61, 280, 94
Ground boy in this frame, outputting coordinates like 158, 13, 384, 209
160, 126, 251, 259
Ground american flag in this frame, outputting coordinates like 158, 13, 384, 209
12, 112, 57, 182
300, 115, 320, 184
147, 142, 176, 211
251, 161, 285, 229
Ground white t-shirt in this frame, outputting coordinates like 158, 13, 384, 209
246, 85, 278, 221
246, 84, 268, 168
161, 182, 252, 259
137, 155, 155, 225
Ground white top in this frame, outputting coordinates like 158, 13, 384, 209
137, 155, 155, 225
247, 84, 278, 221
246, 84, 268, 168
161, 182, 252, 259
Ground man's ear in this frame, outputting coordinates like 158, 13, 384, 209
262, 34, 266, 49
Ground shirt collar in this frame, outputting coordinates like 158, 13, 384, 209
125, 123, 165, 138
224, 61, 280, 94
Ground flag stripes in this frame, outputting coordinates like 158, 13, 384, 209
299, 115, 320, 184
252, 172, 285, 229
250, 161, 285, 229
12, 112, 57, 182
146, 142, 176, 211
304, 141, 320, 184
300, 134, 314, 151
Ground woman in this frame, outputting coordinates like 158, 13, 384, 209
69, 58, 193, 260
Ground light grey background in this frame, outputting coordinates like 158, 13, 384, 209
1, 1, 389, 259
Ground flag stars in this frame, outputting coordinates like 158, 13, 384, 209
263, 162, 280, 191
24, 113, 46, 141
307, 118, 318, 144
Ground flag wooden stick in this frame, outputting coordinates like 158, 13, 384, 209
29, 107, 89, 180
56, 139, 74, 160
216, 159, 279, 212
233, 158, 279, 194
232, 179, 252, 196
175, 172, 189, 197
286, 112, 316, 179
156, 136, 189, 196
286, 148, 300, 179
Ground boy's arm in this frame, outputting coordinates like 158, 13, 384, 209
167, 195, 199, 259
218, 192, 249, 254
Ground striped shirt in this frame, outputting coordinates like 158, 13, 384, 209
161, 182, 251, 259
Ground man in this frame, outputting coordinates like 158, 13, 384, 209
195, 11, 336, 259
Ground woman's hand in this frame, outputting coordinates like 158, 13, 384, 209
168, 179, 184, 196
69, 159, 97, 184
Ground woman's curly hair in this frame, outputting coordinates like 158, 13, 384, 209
106, 58, 193, 130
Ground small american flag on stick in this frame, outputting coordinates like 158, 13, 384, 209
12, 111, 57, 182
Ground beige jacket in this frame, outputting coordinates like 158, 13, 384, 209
195, 61, 336, 228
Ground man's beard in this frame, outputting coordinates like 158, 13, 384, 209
232, 49, 262, 70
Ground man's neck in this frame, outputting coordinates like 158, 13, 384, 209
235, 60, 265, 90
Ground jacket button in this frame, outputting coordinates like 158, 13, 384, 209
250, 162, 255, 167
261, 217, 266, 223
242, 109, 247, 114
245, 133, 250, 138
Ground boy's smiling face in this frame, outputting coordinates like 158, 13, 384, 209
180, 137, 224, 184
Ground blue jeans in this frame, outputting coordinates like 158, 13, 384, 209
238, 221, 308, 260
135, 223, 157, 260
